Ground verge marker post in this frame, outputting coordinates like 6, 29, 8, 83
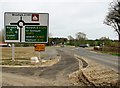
38, 52, 41, 63
12, 43, 15, 63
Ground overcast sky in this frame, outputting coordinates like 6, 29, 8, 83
0, 0, 118, 40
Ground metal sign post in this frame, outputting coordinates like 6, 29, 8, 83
4, 12, 49, 64
12, 44, 15, 62
38, 52, 41, 63
34, 44, 45, 64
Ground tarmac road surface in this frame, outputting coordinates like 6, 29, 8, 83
59, 47, 119, 73
2, 48, 79, 86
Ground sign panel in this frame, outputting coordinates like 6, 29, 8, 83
4, 12, 49, 43
34, 44, 45, 51
6, 26, 19, 40
25, 26, 47, 42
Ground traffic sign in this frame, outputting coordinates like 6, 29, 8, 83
4, 12, 49, 43
34, 44, 45, 51
25, 26, 47, 42
6, 26, 19, 40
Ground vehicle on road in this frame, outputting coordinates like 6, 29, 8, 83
94, 46, 102, 50
79, 44, 89, 48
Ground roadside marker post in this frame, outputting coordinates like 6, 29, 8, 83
38, 52, 41, 63
12, 44, 15, 62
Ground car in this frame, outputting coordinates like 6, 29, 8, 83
94, 46, 102, 50
79, 44, 89, 48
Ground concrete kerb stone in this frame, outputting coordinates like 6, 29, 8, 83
74, 54, 83, 69
74, 54, 94, 85
68, 54, 94, 86
74, 54, 89, 69
74, 54, 102, 87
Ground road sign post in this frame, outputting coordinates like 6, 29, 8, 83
34, 44, 45, 63
4, 12, 49, 64
34, 44, 45, 51
38, 52, 41, 63
12, 44, 15, 62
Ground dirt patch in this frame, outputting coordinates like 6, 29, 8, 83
2, 72, 55, 86
40, 56, 61, 67
69, 55, 120, 86
81, 58, 120, 86
69, 70, 92, 86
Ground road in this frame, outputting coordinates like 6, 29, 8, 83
59, 47, 119, 73
2, 48, 79, 86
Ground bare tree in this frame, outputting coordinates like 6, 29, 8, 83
100, 36, 110, 40
104, 0, 120, 42
67, 35, 74, 40
75, 32, 86, 40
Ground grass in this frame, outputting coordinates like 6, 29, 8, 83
97, 51, 120, 56
2, 59, 31, 65
1, 47, 60, 66
2, 58, 30, 60
1, 47, 55, 66
111, 53, 120, 56
2, 47, 47, 60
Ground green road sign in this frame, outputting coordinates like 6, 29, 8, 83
25, 26, 48, 42
4, 12, 49, 43
6, 26, 19, 40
